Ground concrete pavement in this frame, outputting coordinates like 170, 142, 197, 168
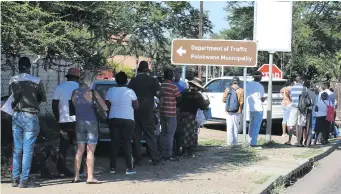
284, 148, 341, 194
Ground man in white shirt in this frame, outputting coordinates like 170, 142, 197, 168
246, 71, 266, 147
52, 68, 80, 177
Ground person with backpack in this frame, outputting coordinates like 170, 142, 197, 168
285, 76, 311, 147
246, 72, 266, 147
222, 77, 244, 146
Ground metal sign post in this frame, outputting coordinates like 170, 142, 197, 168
181, 65, 186, 81
242, 67, 247, 147
266, 51, 275, 141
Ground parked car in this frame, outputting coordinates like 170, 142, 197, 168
203, 76, 286, 133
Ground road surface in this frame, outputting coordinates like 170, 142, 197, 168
284, 148, 341, 194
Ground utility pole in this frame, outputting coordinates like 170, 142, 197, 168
198, 1, 203, 79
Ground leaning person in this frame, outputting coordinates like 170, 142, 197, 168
71, 71, 107, 183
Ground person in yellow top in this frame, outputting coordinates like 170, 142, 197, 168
222, 77, 244, 146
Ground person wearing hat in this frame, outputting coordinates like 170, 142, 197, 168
52, 67, 80, 177
179, 78, 209, 157
222, 76, 244, 146
128, 61, 163, 166
246, 71, 266, 147
9, 57, 47, 188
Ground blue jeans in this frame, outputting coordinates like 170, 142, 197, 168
12, 112, 40, 182
159, 116, 177, 157
248, 111, 263, 146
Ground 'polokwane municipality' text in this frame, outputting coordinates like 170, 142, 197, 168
190, 54, 253, 62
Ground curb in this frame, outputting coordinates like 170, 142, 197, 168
252, 140, 341, 194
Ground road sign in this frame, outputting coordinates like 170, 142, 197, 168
258, 64, 282, 79
171, 39, 257, 67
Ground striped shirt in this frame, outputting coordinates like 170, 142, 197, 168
289, 83, 304, 108
160, 80, 181, 117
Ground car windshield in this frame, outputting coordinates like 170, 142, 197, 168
260, 81, 286, 93
94, 84, 116, 99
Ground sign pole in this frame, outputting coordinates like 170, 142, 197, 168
182, 65, 186, 81
242, 67, 247, 147
266, 51, 275, 142
221, 66, 224, 77
205, 65, 208, 84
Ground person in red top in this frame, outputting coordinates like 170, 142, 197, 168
159, 68, 181, 161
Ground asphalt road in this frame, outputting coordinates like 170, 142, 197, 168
284, 147, 341, 194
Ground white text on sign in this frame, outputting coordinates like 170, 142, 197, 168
261, 72, 281, 78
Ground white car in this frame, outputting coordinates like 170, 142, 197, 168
203, 76, 286, 133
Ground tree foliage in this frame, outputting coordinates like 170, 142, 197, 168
218, 1, 341, 80
1, 1, 212, 73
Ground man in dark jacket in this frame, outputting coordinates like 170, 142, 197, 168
128, 61, 163, 166
10, 57, 46, 188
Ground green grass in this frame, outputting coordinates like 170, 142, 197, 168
293, 148, 325, 159
269, 180, 285, 194
198, 138, 225, 146
215, 145, 268, 166
253, 174, 272, 184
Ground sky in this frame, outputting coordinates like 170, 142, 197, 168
190, 1, 229, 34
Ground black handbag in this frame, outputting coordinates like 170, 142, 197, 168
91, 90, 107, 122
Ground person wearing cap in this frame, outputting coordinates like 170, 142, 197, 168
52, 67, 81, 177
222, 77, 244, 146
179, 78, 209, 157
10, 57, 46, 188
246, 71, 266, 147
128, 61, 163, 166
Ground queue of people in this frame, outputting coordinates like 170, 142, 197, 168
3, 57, 339, 189
281, 77, 339, 146
2, 58, 211, 188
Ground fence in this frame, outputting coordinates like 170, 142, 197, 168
1, 55, 79, 116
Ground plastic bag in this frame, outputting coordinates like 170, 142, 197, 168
196, 109, 206, 127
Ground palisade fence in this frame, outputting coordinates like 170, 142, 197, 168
1, 55, 80, 116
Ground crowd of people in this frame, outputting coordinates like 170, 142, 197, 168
280, 77, 339, 146
1, 57, 340, 189
1, 58, 210, 188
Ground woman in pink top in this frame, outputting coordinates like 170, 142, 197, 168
280, 80, 292, 137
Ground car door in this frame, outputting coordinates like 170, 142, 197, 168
203, 79, 226, 119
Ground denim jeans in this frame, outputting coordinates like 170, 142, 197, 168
12, 112, 40, 182
159, 116, 177, 157
248, 111, 263, 146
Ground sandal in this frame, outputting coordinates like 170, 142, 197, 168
86, 179, 101, 184
71, 179, 82, 183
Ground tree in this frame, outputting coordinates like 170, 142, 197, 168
217, 1, 341, 80
1, 1, 213, 74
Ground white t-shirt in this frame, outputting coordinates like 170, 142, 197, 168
53, 81, 79, 123
246, 81, 265, 112
316, 99, 334, 117
105, 87, 137, 120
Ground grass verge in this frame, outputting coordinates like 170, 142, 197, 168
199, 138, 225, 147
293, 148, 325, 159
253, 174, 272, 184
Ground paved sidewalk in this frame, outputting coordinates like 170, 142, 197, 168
1, 128, 338, 194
